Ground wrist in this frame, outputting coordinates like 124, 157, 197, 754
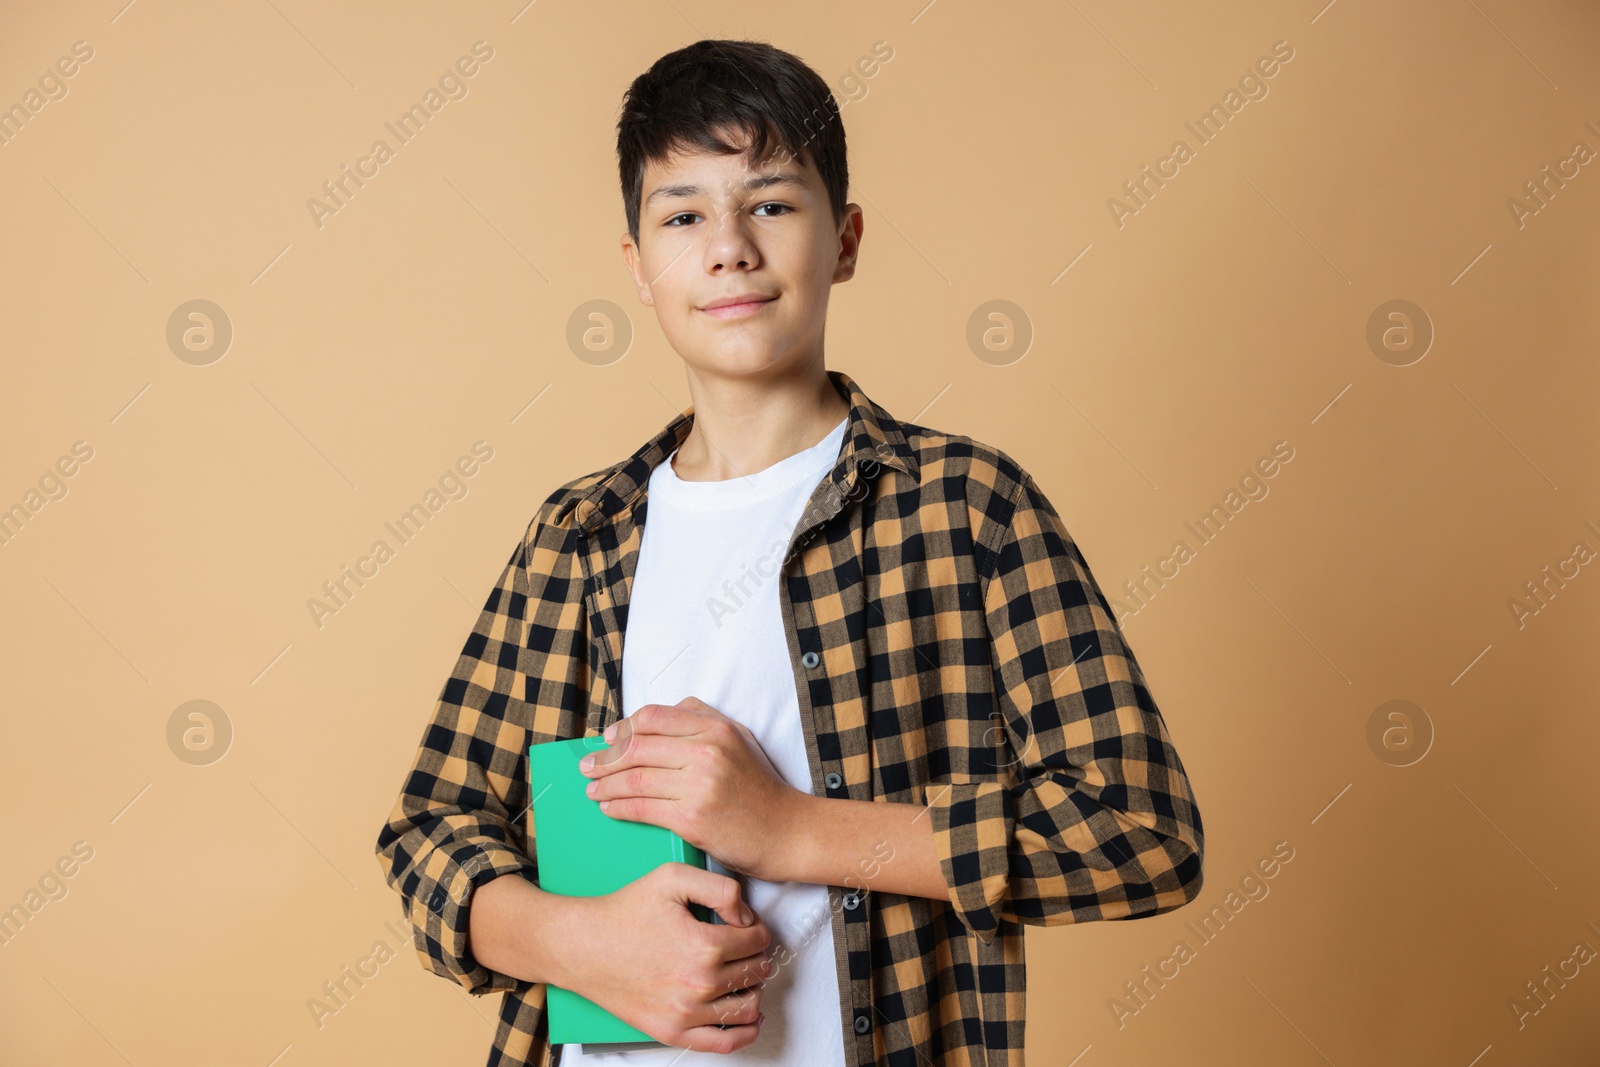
534, 890, 604, 992
476, 877, 599, 992
761, 789, 818, 884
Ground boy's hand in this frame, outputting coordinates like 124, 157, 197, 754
571, 862, 774, 1051
579, 697, 803, 882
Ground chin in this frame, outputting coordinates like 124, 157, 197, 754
688, 348, 803, 381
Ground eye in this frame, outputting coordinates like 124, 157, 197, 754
664, 212, 699, 227
753, 202, 792, 217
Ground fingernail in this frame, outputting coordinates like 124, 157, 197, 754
579, 755, 594, 771
740, 905, 753, 924
604, 723, 617, 741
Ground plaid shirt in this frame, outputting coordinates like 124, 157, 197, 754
375, 368, 1205, 1066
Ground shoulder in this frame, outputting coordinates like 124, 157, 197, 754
514, 463, 620, 559
894, 420, 1050, 560
542, 465, 616, 525
893, 422, 1094, 600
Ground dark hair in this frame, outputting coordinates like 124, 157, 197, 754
616, 39, 848, 248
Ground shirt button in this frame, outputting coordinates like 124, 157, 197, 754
801, 651, 820, 669
853, 1013, 871, 1034
843, 891, 861, 911
824, 771, 843, 791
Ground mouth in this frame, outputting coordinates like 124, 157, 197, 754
699, 294, 777, 319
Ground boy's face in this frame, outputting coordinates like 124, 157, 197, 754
622, 129, 863, 382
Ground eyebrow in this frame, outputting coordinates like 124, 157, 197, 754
643, 171, 809, 210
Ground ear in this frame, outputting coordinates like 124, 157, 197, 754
620, 232, 655, 307
832, 203, 865, 284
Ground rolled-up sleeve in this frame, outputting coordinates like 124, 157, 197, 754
374, 527, 541, 995
928, 470, 1205, 946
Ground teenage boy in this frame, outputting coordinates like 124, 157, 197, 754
376, 38, 1205, 1067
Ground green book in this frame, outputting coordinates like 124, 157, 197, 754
527, 735, 717, 1050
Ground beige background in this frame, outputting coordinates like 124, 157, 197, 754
2, 1, 1597, 1064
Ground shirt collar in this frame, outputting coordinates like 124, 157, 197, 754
560, 368, 919, 535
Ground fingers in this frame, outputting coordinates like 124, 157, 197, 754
678, 1017, 763, 1055
609, 702, 708, 743
715, 946, 775, 993
586, 763, 687, 804
676, 986, 764, 1052
586, 730, 685, 772
667, 864, 759, 930
702, 984, 763, 1028
704, 911, 772, 964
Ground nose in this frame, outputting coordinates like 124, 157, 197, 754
704, 206, 760, 272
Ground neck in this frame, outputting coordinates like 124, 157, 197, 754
671, 360, 851, 482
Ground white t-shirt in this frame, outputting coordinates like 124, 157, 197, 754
560, 415, 850, 1066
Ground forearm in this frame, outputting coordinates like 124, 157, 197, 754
767, 792, 950, 902
468, 872, 595, 989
